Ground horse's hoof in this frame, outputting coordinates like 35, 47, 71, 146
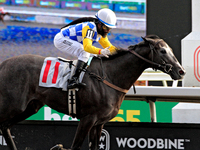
50, 144, 63, 150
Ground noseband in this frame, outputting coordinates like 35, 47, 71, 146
129, 39, 173, 74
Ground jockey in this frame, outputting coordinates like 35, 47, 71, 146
0, 7, 10, 25
0, 7, 4, 14
54, 8, 117, 89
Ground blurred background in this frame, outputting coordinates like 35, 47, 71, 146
0, 0, 146, 62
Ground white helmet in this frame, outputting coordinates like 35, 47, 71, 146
95, 8, 117, 28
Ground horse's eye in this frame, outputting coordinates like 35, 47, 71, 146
160, 49, 166, 54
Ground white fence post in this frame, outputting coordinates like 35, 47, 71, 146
173, 0, 200, 123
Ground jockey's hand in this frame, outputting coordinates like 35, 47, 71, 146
100, 46, 111, 58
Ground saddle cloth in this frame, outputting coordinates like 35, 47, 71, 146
39, 57, 87, 91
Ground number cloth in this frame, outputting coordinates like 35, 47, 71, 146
39, 57, 85, 91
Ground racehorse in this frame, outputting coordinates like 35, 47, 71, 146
0, 12, 10, 25
0, 35, 185, 150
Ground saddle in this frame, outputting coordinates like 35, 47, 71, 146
39, 57, 92, 117
39, 57, 86, 91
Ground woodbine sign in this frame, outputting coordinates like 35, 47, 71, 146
116, 137, 189, 149
0, 121, 198, 150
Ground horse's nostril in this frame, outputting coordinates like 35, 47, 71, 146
179, 70, 185, 75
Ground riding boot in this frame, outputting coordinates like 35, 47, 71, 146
67, 60, 87, 89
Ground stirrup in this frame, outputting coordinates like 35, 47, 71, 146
68, 78, 86, 89
68, 82, 86, 89
68, 79, 78, 89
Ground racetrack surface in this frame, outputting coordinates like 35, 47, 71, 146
0, 20, 146, 63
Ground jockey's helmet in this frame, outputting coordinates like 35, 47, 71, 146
95, 8, 117, 29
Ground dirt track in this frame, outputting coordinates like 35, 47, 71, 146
1, 20, 146, 37
0, 20, 146, 63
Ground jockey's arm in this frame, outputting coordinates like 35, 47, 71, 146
83, 38, 101, 54
82, 26, 116, 54
98, 36, 116, 54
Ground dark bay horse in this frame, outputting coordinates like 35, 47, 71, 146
0, 35, 185, 150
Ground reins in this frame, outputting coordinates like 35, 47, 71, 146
130, 50, 162, 68
87, 58, 129, 94
88, 72, 129, 94
86, 38, 173, 94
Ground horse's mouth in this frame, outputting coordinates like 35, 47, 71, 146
170, 69, 186, 80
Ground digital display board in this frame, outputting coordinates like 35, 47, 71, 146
36, 0, 60, 8
87, 2, 113, 11
114, 3, 144, 13
0, 0, 10, 5
61, 1, 86, 10
11, 0, 34, 6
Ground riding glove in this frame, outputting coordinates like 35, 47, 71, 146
100, 46, 111, 58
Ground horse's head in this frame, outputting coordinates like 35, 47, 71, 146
130, 35, 185, 80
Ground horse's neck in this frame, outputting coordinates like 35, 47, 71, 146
102, 53, 148, 90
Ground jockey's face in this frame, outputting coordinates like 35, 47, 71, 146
97, 23, 111, 38
102, 24, 111, 32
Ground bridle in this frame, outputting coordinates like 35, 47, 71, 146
87, 39, 173, 94
129, 39, 173, 74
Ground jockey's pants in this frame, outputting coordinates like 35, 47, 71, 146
54, 32, 91, 63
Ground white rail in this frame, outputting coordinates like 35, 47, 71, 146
125, 86, 200, 122
3, 6, 146, 30
5, 9, 145, 22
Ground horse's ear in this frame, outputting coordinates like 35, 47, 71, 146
141, 37, 154, 45
141, 36, 147, 42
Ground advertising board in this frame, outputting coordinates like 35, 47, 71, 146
114, 3, 144, 14
27, 100, 178, 123
61, 1, 86, 10
86, 2, 113, 11
182, 34, 200, 87
0, 121, 199, 150
0, 0, 10, 5
36, 0, 60, 8
11, 0, 34, 6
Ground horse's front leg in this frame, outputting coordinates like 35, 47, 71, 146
88, 124, 104, 150
71, 116, 96, 150
1, 128, 17, 150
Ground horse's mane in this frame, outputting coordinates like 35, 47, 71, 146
129, 34, 161, 48
101, 48, 129, 60
102, 34, 161, 60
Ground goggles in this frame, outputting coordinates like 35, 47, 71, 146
102, 24, 111, 31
